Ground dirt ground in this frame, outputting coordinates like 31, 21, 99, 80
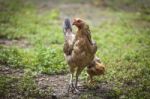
0, 65, 115, 99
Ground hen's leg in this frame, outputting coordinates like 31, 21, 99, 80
68, 67, 75, 93
75, 67, 84, 92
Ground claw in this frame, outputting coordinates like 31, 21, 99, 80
68, 83, 80, 94
73, 88, 80, 94
68, 82, 75, 93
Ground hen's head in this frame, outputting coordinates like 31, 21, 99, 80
72, 18, 88, 29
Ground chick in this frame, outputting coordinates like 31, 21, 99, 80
87, 57, 105, 84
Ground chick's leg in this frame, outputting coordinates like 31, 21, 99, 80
87, 74, 91, 83
89, 75, 94, 84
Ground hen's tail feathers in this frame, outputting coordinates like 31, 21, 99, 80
63, 18, 72, 35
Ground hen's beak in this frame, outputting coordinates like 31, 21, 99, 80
72, 21, 76, 25
72, 22, 75, 25
72, 18, 77, 25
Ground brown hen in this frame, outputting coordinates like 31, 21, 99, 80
63, 18, 97, 93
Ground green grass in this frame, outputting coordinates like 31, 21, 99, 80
0, 0, 67, 74
0, 70, 52, 98
0, 0, 150, 98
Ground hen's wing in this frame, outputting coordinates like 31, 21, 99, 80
84, 25, 97, 54
63, 18, 75, 55
85, 27, 92, 45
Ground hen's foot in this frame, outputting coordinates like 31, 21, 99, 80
68, 83, 80, 94
73, 87, 80, 95
68, 83, 75, 93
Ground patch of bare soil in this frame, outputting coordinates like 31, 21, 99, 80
0, 39, 31, 48
36, 74, 69, 95
0, 65, 24, 77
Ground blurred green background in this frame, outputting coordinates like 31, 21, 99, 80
0, 0, 150, 98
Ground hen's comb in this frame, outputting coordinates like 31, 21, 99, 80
73, 18, 81, 21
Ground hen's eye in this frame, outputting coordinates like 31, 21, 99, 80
77, 20, 81, 23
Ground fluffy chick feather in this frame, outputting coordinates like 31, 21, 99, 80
87, 57, 105, 84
